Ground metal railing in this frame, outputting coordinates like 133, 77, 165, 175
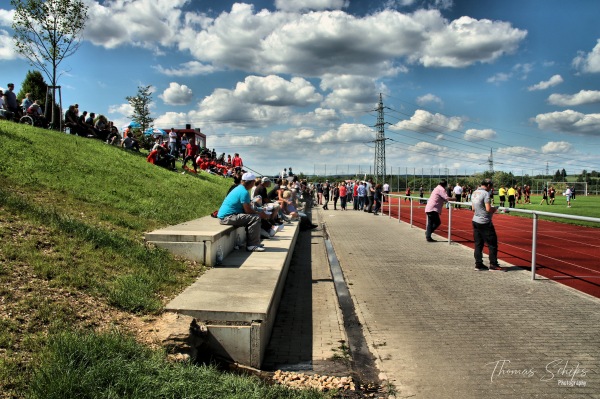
384, 194, 600, 280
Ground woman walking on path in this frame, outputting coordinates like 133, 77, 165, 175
339, 182, 348, 211
322, 181, 330, 210
317, 183, 323, 205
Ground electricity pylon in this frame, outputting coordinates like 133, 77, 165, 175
374, 93, 387, 184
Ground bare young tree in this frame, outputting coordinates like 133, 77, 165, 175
11, 0, 88, 129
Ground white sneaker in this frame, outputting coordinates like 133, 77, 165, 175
260, 229, 271, 238
277, 224, 285, 232
269, 226, 278, 237
247, 245, 265, 252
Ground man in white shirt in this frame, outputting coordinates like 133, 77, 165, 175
383, 182, 390, 203
453, 183, 463, 209
168, 128, 178, 158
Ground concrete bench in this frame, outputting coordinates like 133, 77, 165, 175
145, 216, 300, 368
145, 216, 248, 267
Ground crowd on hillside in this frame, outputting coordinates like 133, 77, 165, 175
0, 83, 49, 127
146, 129, 243, 178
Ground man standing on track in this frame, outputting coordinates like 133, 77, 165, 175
453, 182, 463, 209
424, 180, 451, 242
471, 178, 506, 271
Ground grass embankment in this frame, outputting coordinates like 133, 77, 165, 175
0, 122, 325, 398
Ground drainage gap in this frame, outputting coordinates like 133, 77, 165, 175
322, 224, 380, 384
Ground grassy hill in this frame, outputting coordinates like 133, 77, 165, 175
0, 122, 325, 398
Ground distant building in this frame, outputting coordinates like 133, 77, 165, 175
163, 124, 206, 148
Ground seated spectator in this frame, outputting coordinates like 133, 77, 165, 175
78, 110, 88, 126
21, 93, 33, 113
93, 114, 111, 141
105, 123, 120, 145
254, 177, 282, 222
147, 145, 175, 170
217, 172, 267, 252
281, 190, 300, 220
121, 131, 140, 151
26, 101, 48, 127
251, 195, 282, 238
64, 105, 80, 135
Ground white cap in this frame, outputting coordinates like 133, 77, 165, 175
242, 172, 256, 181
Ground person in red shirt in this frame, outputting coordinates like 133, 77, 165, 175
147, 148, 159, 164
339, 182, 348, 211
182, 138, 199, 173
147, 146, 175, 170
232, 153, 243, 170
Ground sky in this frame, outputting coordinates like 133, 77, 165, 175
1, 0, 600, 177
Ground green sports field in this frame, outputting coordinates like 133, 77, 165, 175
496, 194, 600, 226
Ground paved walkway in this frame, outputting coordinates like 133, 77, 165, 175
265, 206, 600, 398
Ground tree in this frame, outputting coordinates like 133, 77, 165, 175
561, 168, 567, 181
554, 169, 562, 181
12, 0, 89, 129
17, 70, 48, 104
17, 70, 60, 122
126, 85, 154, 134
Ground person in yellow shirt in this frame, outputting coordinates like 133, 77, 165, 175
498, 185, 507, 207
507, 185, 516, 208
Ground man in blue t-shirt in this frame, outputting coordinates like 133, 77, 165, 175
217, 172, 266, 252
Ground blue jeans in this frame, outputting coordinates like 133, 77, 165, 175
169, 142, 178, 157
358, 196, 365, 210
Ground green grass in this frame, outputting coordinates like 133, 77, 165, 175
500, 195, 600, 227
29, 330, 327, 399
0, 122, 324, 399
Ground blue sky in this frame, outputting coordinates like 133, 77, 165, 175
1, 0, 600, 177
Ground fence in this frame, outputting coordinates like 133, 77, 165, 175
384, 194, 600, 281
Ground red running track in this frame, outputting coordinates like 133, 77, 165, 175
382, 197, 600, 299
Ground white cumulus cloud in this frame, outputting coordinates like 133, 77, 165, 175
235, 75, 322, 106
275, 0, 349, 12
533, 110, 600, 136
527, 74, 563, 91
314, 123, 373, 143
572, 39, 600, 73
497, 146, 532, 157
417, 93, 443, 107
188, 75, 322, 127
464, 129, 496, 142
159, 82, 194, 105
547, 90, 600, 107
0, 29, 20, 60
78, 2, 527, 81
541, 141, 573, 154
414, 15, 527, 68
154, 61, 217, 77
390, 110, 464, 133
0, 9, 13, 27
